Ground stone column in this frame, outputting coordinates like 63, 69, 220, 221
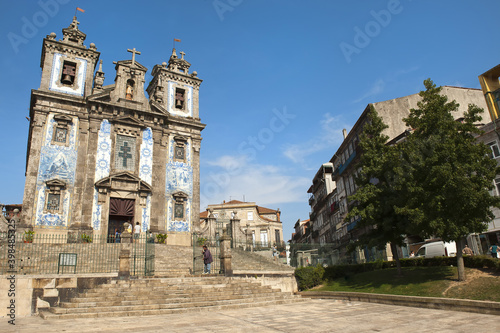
80, 116, 101, 231
230, 214, 241, 245
150, 127, 166, 233
118, 249, 131, 279
220, 233, 232, 276
70, 117, 89, 230
21, 111, 47, 228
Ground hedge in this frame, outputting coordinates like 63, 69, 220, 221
294, 255, 500, 291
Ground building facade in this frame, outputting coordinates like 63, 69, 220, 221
307, 86, 488, 263
199, 200, 284, 247
21, 16, 205, 245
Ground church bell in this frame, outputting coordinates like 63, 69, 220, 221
61, 74, 73, 85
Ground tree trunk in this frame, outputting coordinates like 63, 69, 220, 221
456, 238, 466, 281
390, 242, 402, 276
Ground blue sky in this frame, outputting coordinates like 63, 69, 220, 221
1, 0, 500, 240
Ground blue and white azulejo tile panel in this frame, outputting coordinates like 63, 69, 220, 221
139, 127, 153, 185
141, 194, 151, 232
34, 113, 79, 228
94, 120, 111, 182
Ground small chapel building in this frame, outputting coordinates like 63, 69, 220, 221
199, 200, 284, 247
21, 16, 205, 246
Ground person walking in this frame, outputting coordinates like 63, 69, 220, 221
489, 244, 499, 258
202, 245, 213, 274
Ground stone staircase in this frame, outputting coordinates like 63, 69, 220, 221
231, 248, 295, 273
154, 245, 193, 276
152, 245, 295, 276
39, 276, 302, 319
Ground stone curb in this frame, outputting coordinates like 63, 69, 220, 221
299, 291, 500, 316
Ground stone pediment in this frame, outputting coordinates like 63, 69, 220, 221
114, 60, 147, 72
53, 114, 73, 123
150, 101, 168, 115
95, 171, 152, 192
111, 115, 145, 128
88, 89, 112, 101
46, 179, 67, 187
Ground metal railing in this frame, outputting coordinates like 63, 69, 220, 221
0, 233, 154, 276
289, 242, 387, 267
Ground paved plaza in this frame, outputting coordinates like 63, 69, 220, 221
2, 299, 498, 333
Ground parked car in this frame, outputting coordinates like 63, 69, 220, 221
415, 241, 456, 258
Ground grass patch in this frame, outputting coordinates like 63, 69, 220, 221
318, 266, 500, 301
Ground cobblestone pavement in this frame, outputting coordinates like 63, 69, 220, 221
2, 299, 499, 333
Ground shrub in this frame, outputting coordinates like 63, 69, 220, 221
319, 255, 500, 283
196, 237, 208, 246
295, 264, 325, 290
156, 233, 167, 244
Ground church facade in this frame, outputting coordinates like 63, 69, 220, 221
21, 17, 205, 245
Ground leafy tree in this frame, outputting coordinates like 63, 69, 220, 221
401, 79, 500, 281
347, 105, 410, 276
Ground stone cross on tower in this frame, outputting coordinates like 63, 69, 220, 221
180, 51, 185, 60
127, 47, 141, 65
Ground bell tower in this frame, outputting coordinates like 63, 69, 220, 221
147, 48, 202, 119
39, 16, 99, 97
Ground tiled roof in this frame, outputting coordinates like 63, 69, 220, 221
199, 211, 209, 218
257, 206, 276, 214
224, 200, 246, 204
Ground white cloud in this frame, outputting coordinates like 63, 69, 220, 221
282, 113, 350, 167
352, 78, 385, 104
352, 66, 420, 104
200, 158, 310, 210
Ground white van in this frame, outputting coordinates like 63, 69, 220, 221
415, 241, 457, 258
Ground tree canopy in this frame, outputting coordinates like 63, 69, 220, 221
348, 79, 500, 280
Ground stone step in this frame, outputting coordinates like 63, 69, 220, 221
41, 298, 303, 320
58, 293, 298, 311
68, 287, 280, 303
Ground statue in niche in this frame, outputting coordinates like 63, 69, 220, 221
126, 80, 134, 100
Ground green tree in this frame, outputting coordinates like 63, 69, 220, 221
347, 105, 409, 276
401, 79, 500, 281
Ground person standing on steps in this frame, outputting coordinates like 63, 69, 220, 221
134, 222, 141, 243
114, 228, 121, 243
202, 245, 213, 274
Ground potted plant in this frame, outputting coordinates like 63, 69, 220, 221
196, 236, 208, 247
23, 230, 35, 243
156, 233, 167, 244
81, 233, 92, 243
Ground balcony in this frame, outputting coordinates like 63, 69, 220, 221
337, 150, 356, 176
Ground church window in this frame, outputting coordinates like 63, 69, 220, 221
115, 135, 136, 171
173, 137, 187, 162
175, 88, 185, 110
51, 115, 72, 146
172, 192, 188, 221
60, 61, 77, 85
54, 127, 68, 143
174, 202, 184, 219
175, 144, 185, 161
44, 179, 66, 214
46, 193, 61, 211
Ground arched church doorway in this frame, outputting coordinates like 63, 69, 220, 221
108, 197, 135, 243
